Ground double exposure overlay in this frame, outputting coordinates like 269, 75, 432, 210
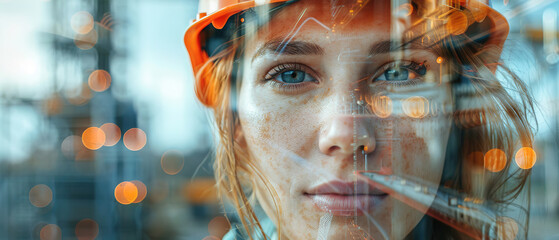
1, 0, 558, 239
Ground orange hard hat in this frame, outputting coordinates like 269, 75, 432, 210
184, 0, 509, 108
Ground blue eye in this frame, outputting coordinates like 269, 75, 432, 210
380, 68, 410, 81
277, 70, 315, 83
375, 61, 426, 82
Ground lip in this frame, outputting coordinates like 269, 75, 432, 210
305, 180, 388, 216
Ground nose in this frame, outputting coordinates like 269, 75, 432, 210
318, 115, 376, 156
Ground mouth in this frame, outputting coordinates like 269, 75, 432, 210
304, 180, 388, 216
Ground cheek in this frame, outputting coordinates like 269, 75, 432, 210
390, 117, 449, 182
239, 97, 319, 161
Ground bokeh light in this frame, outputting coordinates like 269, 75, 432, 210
369, 96, 392, 118
515, 147, 537, 170
114, 181, 138, 205
484, 148, 507, 172
75, 218, 99, 240
123, 128, 147, 151
74, 29, 98, 50
130, 180, 147, 203
436, 56, 444, 64
446, 11, 468, 35
402, 96, 429, 118
70, 11, 94, 34
88, 70, 112, 92
29, 184, 53, 208
100, 123, 121, 147
161, 150, 185, 175
40, 224, 62, 240
497, 216, 519, 240
82, 127, 106, 150
208, 216, 230, 239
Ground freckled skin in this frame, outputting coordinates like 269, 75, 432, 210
236, 1, 452, 239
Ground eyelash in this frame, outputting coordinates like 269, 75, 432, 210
372, 60, 428, 87
263, 60, 429, 91
263, 63, 319, 92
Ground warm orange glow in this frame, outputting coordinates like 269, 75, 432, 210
100, 123, 121, 147
161, 150, 185, 175
497, 216, 519, 240
114, 181, 138, 205
436, 56, 444, 64
74, 29, 98, 50
40, 224, 62, 240
71, 11, 94, 34
369, 96, 392, 118
467, 151, 485, 170
515, 147, 537, 170
75, 218, 99, 240
484, 148, 507, 172
240, 18, 245, 23
131, 180, 147, 203
29, 184, 53, 208
88, 70, 111, 92
446, 11, 468, 35
402, 96, 429, 118
208, 216, 231, 239
181, 179, 218, 204
398, 3, 413, 16
82, 127, 106, 150
123, 128, 147, 151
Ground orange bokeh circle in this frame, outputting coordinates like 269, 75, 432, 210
369, 96, 392, 118
130, 180, 147, 203
88, 70, 112, 92
402, 96, 430, 118
208, 216, 231, 239
74, 29, 98, 50
114, 181, 138, 205
484, 148, 507, 172
123, 128, 147, 151
75, 218, 99, 240
161, 151, 185, 175
497, 216, 519, 240
70, 11, 94, 34
29, 184, 53, 208
100, 123, 121, 147
40, 224, 62, 240
515, 147, 537, 170
82, 127, 106, 150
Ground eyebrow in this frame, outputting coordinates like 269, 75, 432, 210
252, 38, 434, 63
252, 40, 325, 62
369, 40, 434, 56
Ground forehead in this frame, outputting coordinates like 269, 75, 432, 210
253, 0, 395, 40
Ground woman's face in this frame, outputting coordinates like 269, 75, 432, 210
237, 1, 453, 239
